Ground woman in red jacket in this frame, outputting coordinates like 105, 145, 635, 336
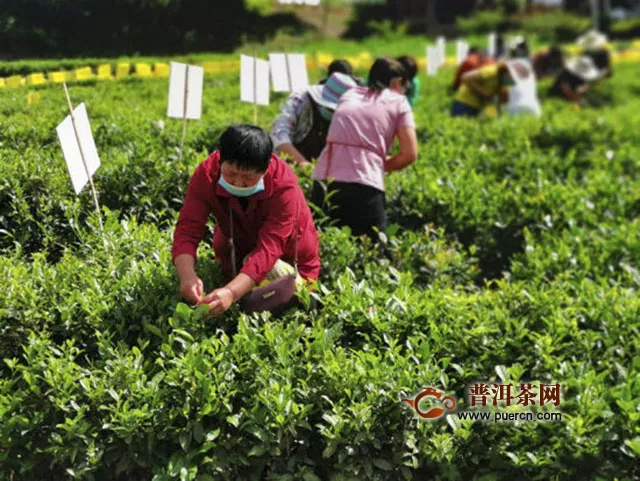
172, 124, 321, 315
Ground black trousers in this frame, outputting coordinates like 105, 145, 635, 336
311, 181, 386, 238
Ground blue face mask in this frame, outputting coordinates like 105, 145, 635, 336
219, 173, 265, 197
318, 105, 334, 121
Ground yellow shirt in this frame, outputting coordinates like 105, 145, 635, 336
455, 64, 500, 109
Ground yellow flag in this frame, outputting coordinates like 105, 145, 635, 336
202, 61, 220, 74
565, 45, 581, 56
116, 63, 130, 78
6, 76, 25, 88
135, 63, 153, 77
154, 63, 170, 77
358, 51, 373, 64
27, 91, 41, 105
316, 52, 334, 67
444, 55, 457, 67
74, 67, 93, 81
97, 64, 113, 79
221, 60, 239, 73
49, 71, 67, 83
345, 55, 360, 69
484, 105, 498, 118
27, 72, 47, 85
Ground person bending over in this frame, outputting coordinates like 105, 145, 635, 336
173, 125, 321, 315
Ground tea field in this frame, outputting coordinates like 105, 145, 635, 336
0, 55, 639, 481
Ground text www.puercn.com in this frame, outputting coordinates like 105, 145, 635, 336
456, 411, 562, 422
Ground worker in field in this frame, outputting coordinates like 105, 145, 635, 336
397, 55, 421, 107
577, 30, 613, 78
548, 55, 600, 105
173, 124, 320, 315
532, 45, 564, 78
270, 71, 358, 168
452, 47, 494, 92
310, 57, 418, 239
450, 59, 532, 117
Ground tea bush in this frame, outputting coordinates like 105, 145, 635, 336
0, 54, 639, 481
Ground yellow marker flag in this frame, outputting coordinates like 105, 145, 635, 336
358, 51, 373, 64
135, 63, 153, 77
345, 55, 360, 69
97, 64, 113, 79
565, 45, 581, 56
221, 60, 239, 73
0, 78, 6, 88
154, 63, 170, 77
116, 63, 130, 78
74, 67, 93, 81
484, 105, 498, 118
7, 76, 25, 88
202, 61, 220, 74
316, 52, 334, 68
49, 71, 68, 83
27, 72, 47, 85
27, 91, 41, 105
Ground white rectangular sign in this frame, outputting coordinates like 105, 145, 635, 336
56, 103, 101, 195
456, 40, 469, 65
426, 46, 439, 76
437, 36, 446, 66
167, 62, 204, 120
287, 54, 309, 92
241, 55, 270, 106
255, 58, 270, 106
488, 32, 497, 58
269, 53, 290, 92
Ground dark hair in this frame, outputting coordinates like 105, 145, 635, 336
320, 59, 355, 85
548, 46, 563, 61
367, 57, 407, 92
396, 55, 418, 80
468, 46, 480, 55
328, 59, 353, 77
219, 124, 272, 172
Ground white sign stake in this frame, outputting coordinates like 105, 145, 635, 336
456, 40, 470, 65
167, 62, 204, 162
269, 53, 291, 92
57, 83, 104, 234
426, 46, 439, 77
488, 32, 497, 58
287, 54, 309, 92
269, 53, 309, 93
240, 55, 270, 123
437, 36, 446, 66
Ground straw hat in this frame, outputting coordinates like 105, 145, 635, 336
577, 30, 608, 51
565, 55, 600, 81
307, 72, 358, 110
